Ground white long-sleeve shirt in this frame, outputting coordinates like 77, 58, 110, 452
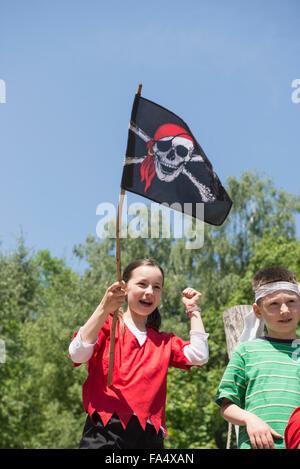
69, 319, 209, 366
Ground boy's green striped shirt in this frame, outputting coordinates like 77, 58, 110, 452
215, 337, 300, 449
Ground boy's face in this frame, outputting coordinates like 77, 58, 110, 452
253, 290, 300, 339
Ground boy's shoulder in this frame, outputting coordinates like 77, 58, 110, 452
235, 337, 264, 348
232, 337, 296, 357
232, 337, 271, 355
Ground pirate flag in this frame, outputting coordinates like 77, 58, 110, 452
121, 93, 232, 226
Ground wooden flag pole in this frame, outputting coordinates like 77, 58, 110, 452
107, 188, 125, 387
107, 83, 142, 387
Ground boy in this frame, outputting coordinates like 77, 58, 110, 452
216, 266, 300, 449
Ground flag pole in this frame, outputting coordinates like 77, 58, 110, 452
107, 83, 143, 387
107, 189, 124, 387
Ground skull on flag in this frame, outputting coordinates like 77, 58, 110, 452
139, 123, 203, 193
150, 124, 195, 183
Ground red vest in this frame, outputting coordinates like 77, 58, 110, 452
285, 407, 300, 449
73, 314, 196, 436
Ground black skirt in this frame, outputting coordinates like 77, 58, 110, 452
79, 412, 164, 450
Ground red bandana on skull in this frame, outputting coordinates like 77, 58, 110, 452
140, 123, 194, 192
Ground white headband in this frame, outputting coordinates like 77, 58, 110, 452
254, 281, 300, 302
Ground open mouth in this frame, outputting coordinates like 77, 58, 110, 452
279, 318, 292, 323
139, 300, 153, 307
159, 162, 178, 175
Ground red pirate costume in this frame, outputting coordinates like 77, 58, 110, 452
285, 407, 300, 449
71, 313, 198, 438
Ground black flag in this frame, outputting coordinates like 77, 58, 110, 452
121, 93, 232, 226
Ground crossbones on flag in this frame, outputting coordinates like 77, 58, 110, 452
121, 93, 232, 225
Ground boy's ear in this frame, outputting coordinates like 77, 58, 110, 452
253, 303, 263, 320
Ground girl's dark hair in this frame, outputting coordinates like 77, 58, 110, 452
122, 258, 164, 331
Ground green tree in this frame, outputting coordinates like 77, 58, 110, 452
0, 238, 40, 448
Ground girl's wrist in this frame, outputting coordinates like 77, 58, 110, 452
186, 305, 201, 314
186, 306, 202, 321
95, 302, 111, 318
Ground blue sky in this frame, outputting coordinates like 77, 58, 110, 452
0, 0, 299, 270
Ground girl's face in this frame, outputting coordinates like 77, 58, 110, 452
125, 265, 163, 318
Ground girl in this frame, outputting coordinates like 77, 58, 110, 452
69, 258, 209, 449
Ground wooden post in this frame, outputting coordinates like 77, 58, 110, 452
222, 305, 252, 448
107, 84, 143, 387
